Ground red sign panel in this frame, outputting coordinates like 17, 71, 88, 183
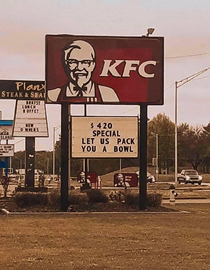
114, 173, 138, 187
46, 35, 164, 105
77, 171, 98, 184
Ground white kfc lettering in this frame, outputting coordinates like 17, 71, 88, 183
123, 60, 140, 77
100, 60, 157, 78
100, 60, 124, 77
138, 60, 157, 78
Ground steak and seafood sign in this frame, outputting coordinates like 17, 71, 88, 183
0, 80, 45, 100
71, 117, 138, 158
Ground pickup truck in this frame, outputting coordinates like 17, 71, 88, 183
177, 170, 202, 185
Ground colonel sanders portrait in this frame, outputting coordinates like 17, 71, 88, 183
47, 40, 119, 103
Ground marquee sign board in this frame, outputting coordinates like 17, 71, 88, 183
46, 35, 164, 105
13, 100, 48, 137
0, 144, 14, 157
0, 120, 13, 140
71, 116, 138, 158
0, 80, 45, 100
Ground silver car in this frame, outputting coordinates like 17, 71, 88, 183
177, 170, 202, 185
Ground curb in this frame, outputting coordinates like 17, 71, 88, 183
0, 208, 190, 215
0, 208, 10, 215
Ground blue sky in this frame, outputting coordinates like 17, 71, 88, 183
0, 0, 210, 151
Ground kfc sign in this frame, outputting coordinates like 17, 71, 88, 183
46, 35, 164, 105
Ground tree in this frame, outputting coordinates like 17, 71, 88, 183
54, 134, 61, 175
12, 151, 25, 172
12, 151, 52, 174
178, 123, 210, 170
35, 151, 52, 174
148, 113, 175, 173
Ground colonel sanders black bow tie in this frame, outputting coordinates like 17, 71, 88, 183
73, 86, 87, 97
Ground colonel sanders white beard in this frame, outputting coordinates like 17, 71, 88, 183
76, 75, 88, 88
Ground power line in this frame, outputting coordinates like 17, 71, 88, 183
14, 139, 24, 145
165, 83, 174, 91
165, 71, 210, 91
193, 75, 210, 81
165, 52, 210, 60
122, 106, 138, 115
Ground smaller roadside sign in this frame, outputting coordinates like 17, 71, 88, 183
13, 100, 48, 137
114, 173, 138, 187
0, 120, 13, 140
77, 171, 98, 184
0, 144, 14, 157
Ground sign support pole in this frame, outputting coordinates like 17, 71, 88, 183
84, 105, 87, 186
25, 137, 35, 187
5, 157, 9, 178
5, 139, 9, 178
83, 104, 90, 190
156, 134, 159, 181
68, 105, 71, 186
139, 104, 147, 210
61, 103, 69, 211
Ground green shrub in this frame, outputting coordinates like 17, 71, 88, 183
125, 193, 139, 207
48, 189, 60, 208
109, 191, 125, 202
86, 189, 109, 204
14, 192, 48, 207
125, 192, 162, 208
69, 191, 88, 206
147, 193, 162, 207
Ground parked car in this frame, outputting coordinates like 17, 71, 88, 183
177, 170, 202, 185
136, 171, 156, 183
146, 172, 156, 183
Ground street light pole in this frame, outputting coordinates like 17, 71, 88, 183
175, 81, 178, 184
174, 67, 210, 184
53, 127, 55, 179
